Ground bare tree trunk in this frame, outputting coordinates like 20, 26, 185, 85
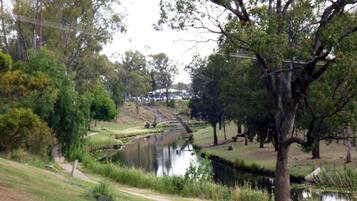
223, 120, 227, 140
273, 108, 297, 201
166, 87, 169, 106
346, 142, 352, 163
259, 132, 264, 148
275, 146, 290, 201
213, 123, 218, 145
244, 134, 248, 145
135, 98, 139, 115
0, 0, 9, 53
311, 141, 320, 159
237, 123, 242, 134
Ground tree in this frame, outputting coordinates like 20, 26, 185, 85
88, 86, 117, 125
159, 1, 357, 200
151, 53, 177, 105
220, 59, 274, 148
0, 108, 56, 156
297, 59, 357, 159
127, 71, 150, 115
190, 54, 230, 145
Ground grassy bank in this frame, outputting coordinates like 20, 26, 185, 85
88, 121, 163, 151
73, 152, 269, 201
192, 124, 357, 178
0, 157, 151, 201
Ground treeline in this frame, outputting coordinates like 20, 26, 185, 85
0, 0, 177, 158
189, 50, 356, 158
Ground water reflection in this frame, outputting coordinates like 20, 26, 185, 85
111, 129, 197, 176
110, 130, 355, 201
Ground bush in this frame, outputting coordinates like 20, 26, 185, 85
0, 51, 12, 72
0, 108, 56, 156
92, 181, 114, 200
231, 186, 269, 201
168, 99, 175, 108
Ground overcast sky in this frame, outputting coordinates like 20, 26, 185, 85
102, 0, 218, 84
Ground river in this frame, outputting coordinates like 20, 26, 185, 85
109, 128, 355, 201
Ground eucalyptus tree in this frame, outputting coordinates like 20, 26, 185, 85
158, 1, 357, 200
297, 59, 357, 159
220, 59, 274, 148
190, 54, 230, 145
150, 53, 177, 105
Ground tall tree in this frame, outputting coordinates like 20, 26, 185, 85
159, 1, 357, 200
190, 54, 230, 145
151, 53, 177, 105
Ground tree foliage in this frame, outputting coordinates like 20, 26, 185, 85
0, 108, 56, 156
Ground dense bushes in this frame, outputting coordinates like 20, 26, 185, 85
0, 108, 56, 156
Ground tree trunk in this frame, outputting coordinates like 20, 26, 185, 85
346, 142, 352, 163
244, 134, 248, 146
135, 98, 139, 115
213, 123, 218, 145
0, 0, 9, 54
166, 87, 169, 106
237, 123, 242, 134
223, 121, 227, 140
275, 146, 290, 201
273, 107, 297, 201
259, 132, 264, 148
311, 141, 320, 159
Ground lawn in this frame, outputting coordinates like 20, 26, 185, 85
87, 121, 163, 150
0, 158, 151, 201
193, 123, 357, 177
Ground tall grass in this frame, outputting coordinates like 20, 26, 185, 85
313, 168, 357, 191
75, 153, 268, 201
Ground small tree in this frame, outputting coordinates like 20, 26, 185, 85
89, 87, 118, 125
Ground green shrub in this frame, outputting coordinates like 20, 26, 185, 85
0, 51, 12, 72
168, 99, 175, 108
231, 186, 269, 201
0, 108, 56, 156
92, 181, 114, 200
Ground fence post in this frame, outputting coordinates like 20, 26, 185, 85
71, 160, 78, 177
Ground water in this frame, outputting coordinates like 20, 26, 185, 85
109, 129, 355, 201
110, 128, 198, 176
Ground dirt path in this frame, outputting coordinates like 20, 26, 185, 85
144, 106, 168, 123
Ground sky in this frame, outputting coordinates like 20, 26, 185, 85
102, 0, 219, 84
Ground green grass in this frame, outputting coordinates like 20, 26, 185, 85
76, 153, 268, 201
88, 121, 163, 151
313, 168, 357, 191
192, 123, 357, 178
0, 157, 151, 201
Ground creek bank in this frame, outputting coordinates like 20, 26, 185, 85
200, 152, 305, 183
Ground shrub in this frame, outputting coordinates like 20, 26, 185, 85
92, 181, 114, 200
231, 186, 269, 201
168, 99, 175, 108
0, 108, 56, 156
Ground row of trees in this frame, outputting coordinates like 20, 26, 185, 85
0, 0, 179, 156
157, 0, 357, 200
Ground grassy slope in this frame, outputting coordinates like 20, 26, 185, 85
0, 158, 151, 201
193, 124, 357, 177
88, 102, 164, 150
